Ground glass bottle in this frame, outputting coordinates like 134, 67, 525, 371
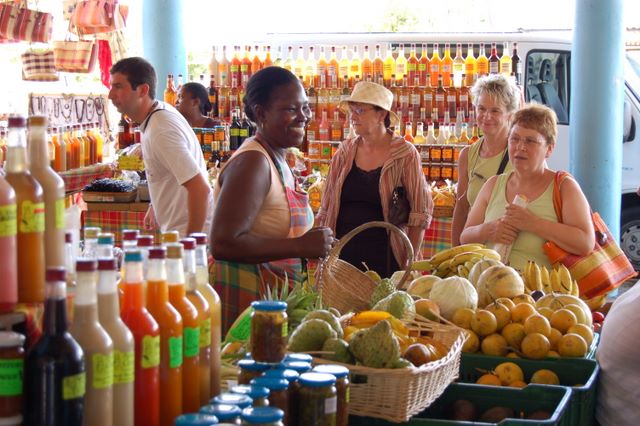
319, 111, 330, 142
372, 44, 384, 81
96, 232, 114, 258
145, 247, 183, 426
163, 74, 176, 106
282, 45, 294, 72
453, 43, 465, 87
338, 46, 350, 83
83, 226, 100, 259
394, 44, 407, 84
53, 127, 67, 171
97, 257, 134, 426
25, 267, 85, 426
489, 42, 500, 75
406, 43, 418, 83
4, 115, 45, 304
435, 75, 446, 122
465, 43, 477, 87
476, 42, 489, 77
430, 43, 442, 87
294, 46, 305, 83
122, 229, 139, 251
418, 43, 430, 86
241, 406, 284, 426
413, 122, 426, 144
383, 44, 395, 86
181, 238, 211, 406
0, 169, 17, 312
304, 45, 315, 88
208, 75, 218, 119
330, 110, 343, 143
296, 372, 337, 426
470, 123, 480, 144
327, 46, 339, 81
218, 45, 229, 86
70, 258, 114, 426
190, 232, 222, 397
441, 43, 453, 86
263, 45, 273, 68
459, 122, 470, 144
315, 46, 327, 89
166, 243, 200, 413
500, 42, 512, 77
361, 45, 373, 82
252, 45, 262, 75
208, 45, 219, 82
512, 42, 522, 85
250, 301, 288, 364
403, 121, 414, 143
447, 74, 458, 120
120, 250, 160, 426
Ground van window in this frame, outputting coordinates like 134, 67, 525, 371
525, 50, 571, 124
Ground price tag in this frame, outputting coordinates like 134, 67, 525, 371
184, 327, 200, 358
92, 352, 114, 389
63, 372, 86, 400
141, 335, 160, 368
0, 359, 23, 396
118, 155, 144, 171
168, 336, 183, 368
113, 350, 134, 384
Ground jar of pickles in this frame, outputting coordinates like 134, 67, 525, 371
230, 385, 270, 407
297, 372, 337, 426
312, 364, 350, 426
249, 378, 289, 423
250, 301, 288, 364
238, 359, 272, 385
200, 403, 242, 425
241, 407, 284, 426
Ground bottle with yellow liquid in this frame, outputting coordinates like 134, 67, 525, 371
383, 44, 395, 86
465, 43, 477, 87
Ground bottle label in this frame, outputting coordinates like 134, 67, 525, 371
430, 64, 439, 73
435, 94, 444, 103
169, 336, 184, 368
230, 128, 240, 137
19, 201, 45, 233
63, 372, 86, 400
0, 359, 23, 396
282, 320, 288, 337
0, 204, 17, 237
410, 94, 421, 106
346, 387, 350, 403
113, 350, 134, 384
200, 318, 212, 348
184, 326, 200, 358
55, 198, 65, 230
418, 63, 427, 72
306, 130, 316, 141
325, 396, 337, 414
442, 64, 451, 73
227, 307, 252, 342
141, 335, 160, 368
407, 62, 416, 72
239, 128, 249, 138
489, 62, 499, 74
92, 352, 114, 389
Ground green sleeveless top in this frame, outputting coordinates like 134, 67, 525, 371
466, 138, 512, 207
484, 172, 557, 271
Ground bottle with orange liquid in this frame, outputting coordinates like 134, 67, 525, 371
372, 44, 384, 81
441, 43, 453, 86
166, 243, 200, 413
407, 43, 418, 83
465, 43, 477, 87
327, 46, 339, 80
181, 238, 211, 405
252, 45, 262, 75
361, 45, 373, 81
52, 127, 66, 172
476, 42, 489, 77
4, 115, 46, 304
163, 74, 177, 107
263, 45, 273, 68
190, 233, 222, 397
230, 46, 242, 85
146, 247, 183, 426
241, 45, 252, 82
316, 46, 327, 88
430, 43, 442, 87
120, 250, 160, 426
418, 44, 430, 86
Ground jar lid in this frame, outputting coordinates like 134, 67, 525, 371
199, 403, 242, 420
97, 233, 114, 245
76, 258, 98, 272
282, 360, 312, 374
262, 368, 299, 382
298, 372, 336, 387
136, 235, 154, 246
174, 413, 218, 425
46, 267, 66, 282
190, 232, 207, 245
28, 115, 47, 127
312, 364, 350, 378
237, 359, 272, 372
0, 414, 23, 426
122, 229, 139, 241
84, 227, 101, 239
284, 353, 313, 363
250, 301, 287, 311
162, 231, 180, 243
97, 257, 117, 271
148, 247, 167, 259
211, 393, 252, 409
65, 232, 73, 243
180, 237, 196, 250
241, 407, 284, 423
7, 116, 26, 128
124, 250, 143, 262
250, 377, 289, 391
166, 243, 184, 259
230, 384, 270, 400
0, 331, 25, 348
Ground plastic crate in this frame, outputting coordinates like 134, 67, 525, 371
349, 383, 571, 425
459, 354, 599, 426
586, 332, 600, 360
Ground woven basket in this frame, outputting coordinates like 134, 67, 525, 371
314, 321, 466, 423
317, 221, 414, 314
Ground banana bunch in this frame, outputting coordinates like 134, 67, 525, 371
522, 261, 579, 296
412, 243, 502, 278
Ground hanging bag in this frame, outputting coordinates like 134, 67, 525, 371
21, 48, 59, 81
71, 0, 128, 35
53, 38, 97, 73
542, 171, 637, 298
0, 1, 52, 43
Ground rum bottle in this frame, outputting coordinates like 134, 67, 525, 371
372, 44, 384, 81
283, 46, 294, 72
163, 74, 176, 106
294, 46, 305, 83
413, 121, 426, 144
430, 43, 442, 87
383, 44, 395, 86
453, 43, 465, 87
447, 74, 457, 120
361, 45, 373, 81
407, 43, 418, 83
0, 168, 17, 313
304, 46, 315, 88
327, 46, 339, 80
252, 45, 262, 75
500, 42, 512, 77
208, 75, 218, 119
330, 111, 343, 142
476, 42, 489, 77
263, 45, 273, 68
339, 46, 350, 82
422, 74, 433, 118
435, 75, 446, 122
465, 43, 476, 87
316, 46, 328, 88
489, 42, 500, 75
441, 43, 453, 86
319, 111, 330, 141
218, 45, 229, 87
349, 46, 361, 87
394, 44, 407, 83
418, 43, 430, 86
511, 42, 522, 85
230, 46, 241, 85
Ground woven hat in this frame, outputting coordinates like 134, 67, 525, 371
339, 81, 399, 126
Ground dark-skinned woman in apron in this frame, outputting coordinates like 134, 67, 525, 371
210, 67, 334, 333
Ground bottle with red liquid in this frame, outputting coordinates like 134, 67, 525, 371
24, 267, 85, 426
120, 250, 160, 426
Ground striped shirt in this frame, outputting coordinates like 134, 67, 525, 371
316, 134, 433, 266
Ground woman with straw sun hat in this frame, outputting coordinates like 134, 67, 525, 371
316, 81, 433, 278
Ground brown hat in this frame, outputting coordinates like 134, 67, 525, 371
339, 81, 399, 126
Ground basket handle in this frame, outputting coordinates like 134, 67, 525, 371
330, 221, 414, 290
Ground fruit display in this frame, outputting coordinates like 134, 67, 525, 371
521, 261, 580, 297
412, 243, 502, 278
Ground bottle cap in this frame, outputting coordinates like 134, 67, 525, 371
124, 250, 143, 262
298, 372, 336, 387
162, 231, 180, 243
0, 331, 25, 348
84, 227, 101, 239
284, 353, 313, 363
7, 116, 26, 128
97, 257, 117, 271
174, 413, 219, 426
180, 237, 196, 250
65, 232, 73, 243
166, 243, 183, 259
312, 364, 350, 378
97, 233, 114, 245
211, 393, 252, 409
241, 407, 284, 423
27, 115, 47, 127
237, 359, 272, 372
123, 229, 140, 241
262, 368, 299, 383
149, 247, 167, 259
281, 360, 312, 374
230, 384, 270, 400
199, 403, 241, 420
136, 235, 154, 247
249, 377, 289, 391
46, 267, 66, 282
190, 232, 207, 245
76, 258, 98, 272
250, 301, 287, 311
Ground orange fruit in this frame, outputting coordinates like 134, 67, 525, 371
521, 332, 550, 360
557, 333, 588, 357
511, 303, 537, 323
496, 297, 516, 310
512, 293, 536, 305
530, 369, 560, 385
548, 328, 563, 351
476, 373, 502, 386
461, 329, 480, 353
567, 324, 594, 346
486, 301, 512, 331
494, 362, 525, 385
471, 310, 498, 337
481, 333, 509, 357
537, 307, 554, 321
501, 322, 526, 349
509, 380, 528, 388
452, 308, 475, 329
524, 314, 552, 337
550, 309, 578, 334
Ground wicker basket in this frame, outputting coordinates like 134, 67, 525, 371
314, 321, 466, 423
317, 221, 415, 314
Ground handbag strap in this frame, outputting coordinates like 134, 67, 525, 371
551, 170, 571, 223
496, 149, 510, 175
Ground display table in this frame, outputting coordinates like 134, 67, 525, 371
422, 216, 453, 259
60, 163, 114, 193
82, 201, 157, 246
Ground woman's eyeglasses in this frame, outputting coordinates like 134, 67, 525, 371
348, 106, 374, 115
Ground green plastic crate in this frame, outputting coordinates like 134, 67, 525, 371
459, 354, 599, 426
586, 332, 600, 360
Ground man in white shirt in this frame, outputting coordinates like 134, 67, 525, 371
109, 57, 212, 236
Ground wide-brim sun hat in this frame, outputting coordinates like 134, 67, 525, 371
339, 81, 400, 126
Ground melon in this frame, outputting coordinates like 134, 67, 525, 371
468, 258, 504, 287
536, 294, 593, 327
406, 275, 442, 299
476, 265, 525, 307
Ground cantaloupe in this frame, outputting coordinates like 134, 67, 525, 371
476, 265, 525, 307
468, 259, 504, 287
536, 294, 593, 327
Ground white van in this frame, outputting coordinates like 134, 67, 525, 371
267, 30, 640, 269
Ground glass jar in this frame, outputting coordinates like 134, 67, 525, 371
249, 378, 289, 423
297, 372, 337, 426
211, 393, 252, 410
281, 361, 312, 375
237, 359, 272, 385
284, 353, 312, 364
241, 406, 284, 426
175, 413, 219, 425
313, 365, 350, 426
0, 332, 25, 420
250, 301, 287, 364
200, 403, 242, 425
259, 369, 300, 426
230, 385, 270, 407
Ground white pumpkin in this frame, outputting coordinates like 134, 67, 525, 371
476, 265, 525, 307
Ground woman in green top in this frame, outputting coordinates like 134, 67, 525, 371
451, 75, 521, 246
460, 104, 594, 271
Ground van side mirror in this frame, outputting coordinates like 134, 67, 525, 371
623, 100, 635, 142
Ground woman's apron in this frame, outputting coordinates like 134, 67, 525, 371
214, 151, 314, 333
